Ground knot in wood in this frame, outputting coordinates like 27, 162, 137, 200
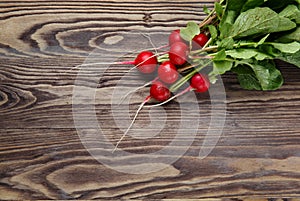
143, 13, 152, 23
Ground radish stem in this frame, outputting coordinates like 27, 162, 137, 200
170, 60, 212, 92
71, 45, 168, 71
177, 64, 199, 73
202, 37, 212, 49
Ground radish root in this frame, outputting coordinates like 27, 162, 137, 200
113, 95, 151, 153
118, 77, 159, 105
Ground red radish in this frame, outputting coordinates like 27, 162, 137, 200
150, 81, 171, 101
169, 42, 189, 66
145, 85, 192, 108
134, 51, 158, 74
192, 33, 209, 50
169, 29, 184, 45
146, 73, 210, 108
158, 61, 178, 84
190, 73, 210, 92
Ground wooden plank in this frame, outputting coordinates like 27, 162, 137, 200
1, 129, 300, 199
0, 0, 214, 57
1, 0, 300, 199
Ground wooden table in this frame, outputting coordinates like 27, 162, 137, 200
1, 0, 300, 199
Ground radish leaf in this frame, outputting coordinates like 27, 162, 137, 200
226, 49, 273, 60
226, 0, 247, 13
233, 65, 262, 90
277, 50, 300, 67
241, 0, 264, 12
257, 34, 270, 47
208, 25, 218, 40
180, 21, 200, 42
219, 10, 236, 38
279, 5, 300, 24
276, 27, 300, 43
249, 60, 283, 90
269, 41, 300, 54
215, 2, 224, 19
211, 60, 233, 75
231, 7, 296, 39
233, 60, 283, 90
218, 37, 235, 49
203, 5, 211, 15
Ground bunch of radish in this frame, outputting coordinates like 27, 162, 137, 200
133, 30, 210, 101
113, 29, 211, 152
78, 0, 300, 152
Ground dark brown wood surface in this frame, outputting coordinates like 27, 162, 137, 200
1, 0, 300, 200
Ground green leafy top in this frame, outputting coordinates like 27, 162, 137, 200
230, 7, 296, 39
176, 0, 300, 91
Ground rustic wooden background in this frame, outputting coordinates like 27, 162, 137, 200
1, 0, 300, 199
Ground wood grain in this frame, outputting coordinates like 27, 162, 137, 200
1, 0, 300, 200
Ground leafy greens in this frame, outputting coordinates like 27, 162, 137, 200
180, 0, 300, 90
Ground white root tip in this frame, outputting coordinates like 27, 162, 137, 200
112, 96, 151, 153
